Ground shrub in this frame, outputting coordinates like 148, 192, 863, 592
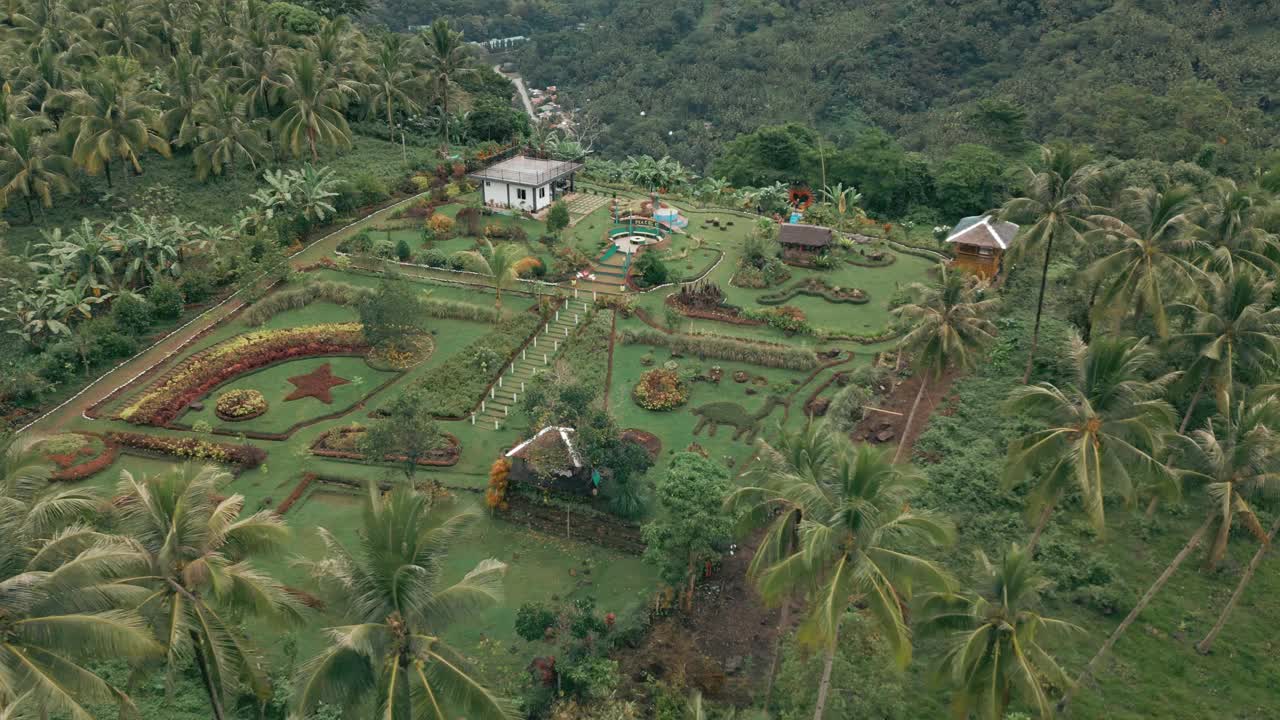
419, 298, 499, 323
344, 230, 374, 254
486, 458, 511, 510
395, 238, 411, 260
429, 214, 455, 238
111, 295, 154, 336
632, 368, 689, 411
351, 172, 389, 206
621, 329, 818, 370
180, 269, 218, 303
107, 431, 267, 468
420, 249, 448, 267
826, 383, 871, 433
633, 253, 668, 287
148, 280, 185, 321
546, 201, 571, 236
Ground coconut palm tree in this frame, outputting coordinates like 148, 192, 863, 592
1179, 397, 1280, 577
918, 544, 1080, 720
0, 114, 75, 221
272, 50, 358, 161
1000, 144, 1098, 383
365, 32, 422, 143
725, 420, 838, 703
0, 441, 161, 718
750, 444, 954, 720
115, 464, 305, 720
455, 239, 531, 314
183, 85, 269, 180
420, 19, 475, 153
91, 0, 153, 59
1193, 180, 1279, 276
1085, 185, 1202, 337
159, 51, 209, 144
1004, 334, 1177, 551
891, 267, 1000, 463
68, 60, 171, 186
293, 483, 513, 720
1171, 270, 1280, 433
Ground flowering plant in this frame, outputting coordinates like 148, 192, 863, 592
632, 368, 690, 411
215, 389, 268, 420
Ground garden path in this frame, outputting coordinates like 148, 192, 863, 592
18, 192, 430, 436
473, 298, 593, 430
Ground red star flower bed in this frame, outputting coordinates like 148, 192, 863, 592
284, 363, 350, 404
119, 323, 368, 427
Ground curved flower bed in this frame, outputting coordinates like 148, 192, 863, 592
633, 368, 690, 411
215, 389, 268, 421
106, 431, 267, 469
310, 426, 461, 467
757, 277, 869, 306
35, 432, 117, 482
119, 323, 368, 427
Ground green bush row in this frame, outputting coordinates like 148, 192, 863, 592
621, 328, 819, 370
419, 297, 500, 324
558, 311, 613, 390
414, 312, 545, 417
756, 279, 871, 306
243, 281, 374, 326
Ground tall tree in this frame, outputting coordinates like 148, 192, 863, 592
751, 444, 954, 720
918, 544, 1080, 720
891, 266, 999, 463
1000, 144, 1098, 383
1172, 270, 1280, 433
1004, 334, 1176, 551
643, 452, 734, 611
183, 85, 269, 180
1085, 185, 1202, 337
294, 483, 514, 720
364, 32, 421, 141
1193, 180, 1279, 276
420, 19, 475, 154
0, 115, 75, 221
0, 442, 160, 719
116, 464, 304, 720
272, 50, 358, 161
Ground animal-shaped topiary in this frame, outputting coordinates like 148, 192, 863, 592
691, 395, 788, 442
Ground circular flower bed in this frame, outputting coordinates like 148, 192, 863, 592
633, 368, 690, 411
215, 389, 268, 421
34, 432, 117, 481
367, 333, 435, 371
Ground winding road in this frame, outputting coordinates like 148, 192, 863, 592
496, 64, 537, 120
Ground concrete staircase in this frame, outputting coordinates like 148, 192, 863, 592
472, 299, 594, 430
574, 245, 631, 296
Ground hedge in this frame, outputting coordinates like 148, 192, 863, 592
621, 328, 819, 370
757, 278, 870, 306
414, 311, 546, 417
243, 281, 374, 326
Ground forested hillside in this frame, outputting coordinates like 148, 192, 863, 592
512, 0, 1280, 176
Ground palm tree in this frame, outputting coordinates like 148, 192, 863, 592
1171, 270, 1280, 433
272, 50, 358, 161
891, 267, 1000, 463
365, 33, 421, 142
1000, 144, 1098, 382
68, 61, 171, 186
183, 85, 269, 180
421, 19, 476, 154
0, 115, 75, 221
92, 0, 153, 59
293, 483, 514, 720
159, 51, 209, 144
1085, 185, 1202, 337
116, 464, 304, 720
1193, 180, 1279, 276
919, 544, 1080, 719
1004, 334, 1176, 551
750, 444, 954, 720
0, 441, 161, 718
725, 420, 838, 704
456, 240, 531, 313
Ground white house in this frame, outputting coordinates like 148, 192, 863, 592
470, 155, 583, 213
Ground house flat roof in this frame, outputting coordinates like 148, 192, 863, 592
778, 223, 834, 247
470, 156, 583, 187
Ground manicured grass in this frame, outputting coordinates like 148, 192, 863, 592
178, 356, 399, 435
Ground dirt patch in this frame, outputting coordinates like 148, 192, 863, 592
616, 533, 783, 706
853, 364, 961, 458
620, 428, 662, 459
498, 492, 646, 555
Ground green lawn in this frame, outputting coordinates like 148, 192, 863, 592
178, 356, 399, 436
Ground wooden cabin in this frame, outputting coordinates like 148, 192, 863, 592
945, 215, 1019, 278
777, 223, 834, 261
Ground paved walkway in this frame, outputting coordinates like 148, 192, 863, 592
17, 192, 429, 436
496, 65, 537, 120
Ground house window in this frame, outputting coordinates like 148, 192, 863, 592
485, 180, 492, 187
516, 188, 528, 200
979, 247, 993, 256
538, 186, 546, 198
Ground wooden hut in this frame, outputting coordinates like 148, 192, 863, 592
504, 426, 593, 494
777, 223, 834, 261
944, 215, 1019, 278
